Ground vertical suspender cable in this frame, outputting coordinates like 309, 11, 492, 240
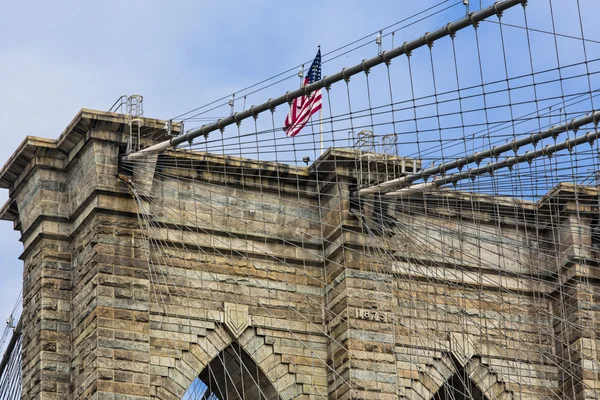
124, 0, 526, 161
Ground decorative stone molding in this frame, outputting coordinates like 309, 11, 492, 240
223, 302, 249, 339
450, 332, 475, 367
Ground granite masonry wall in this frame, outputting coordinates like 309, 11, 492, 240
1, 110, 598, 399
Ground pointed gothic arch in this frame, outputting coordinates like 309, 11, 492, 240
152, 324, 306, 400
186, 343, 282, 400
422, 354, 513, 400
431, 364, 487, 400
401, 342, 514, 400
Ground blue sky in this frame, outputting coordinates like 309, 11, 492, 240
1, 0, 599, 384
0, 0, 466, 345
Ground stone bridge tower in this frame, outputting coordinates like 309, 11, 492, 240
1, 109, 599, 399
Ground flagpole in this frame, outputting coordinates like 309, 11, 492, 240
319, 108, 323, 156
318, 45, 323, 156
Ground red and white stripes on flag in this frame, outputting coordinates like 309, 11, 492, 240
283, 48, 322, 137
283, 89, 322, 137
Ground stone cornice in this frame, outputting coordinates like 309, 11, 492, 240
0, 109, 174, 191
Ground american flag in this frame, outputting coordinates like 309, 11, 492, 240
283, 49, 322, 137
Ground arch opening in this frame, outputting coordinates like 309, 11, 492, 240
431, 366, 488, 400
182, 342, 281, 400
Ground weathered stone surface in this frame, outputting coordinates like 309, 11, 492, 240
2, 109, 599, 399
